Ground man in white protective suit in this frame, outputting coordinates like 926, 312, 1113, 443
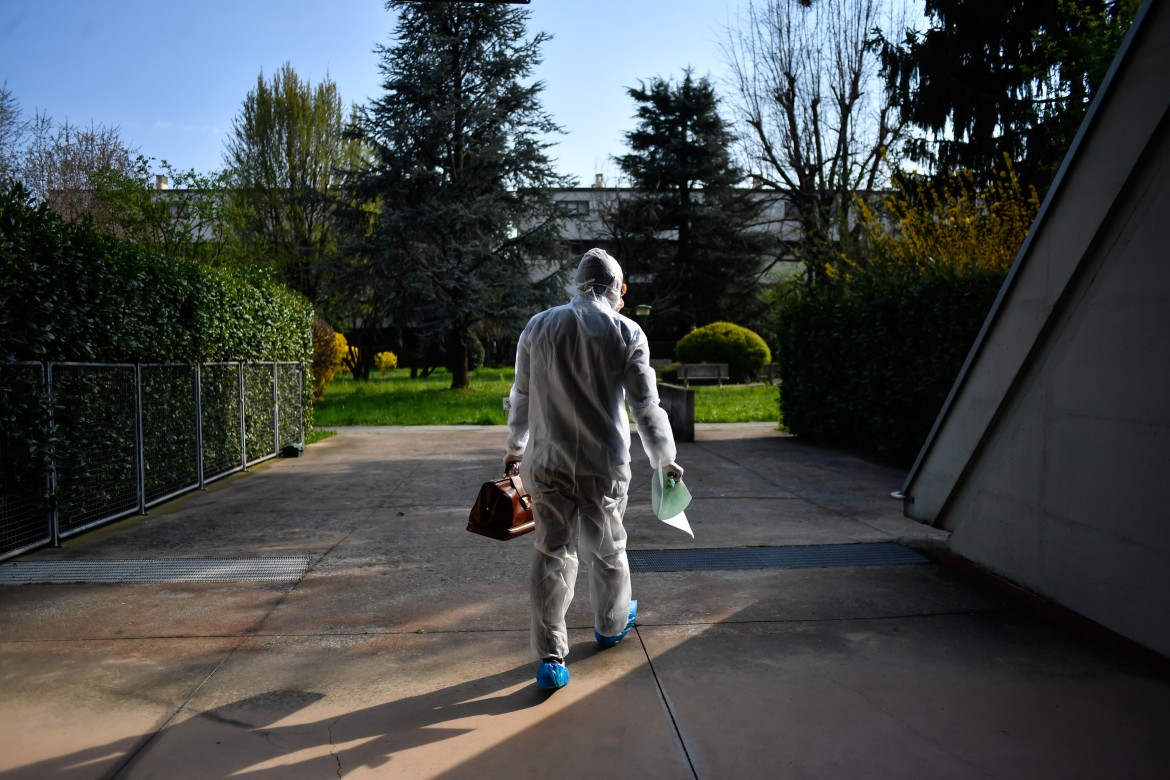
504, 247, 684, 691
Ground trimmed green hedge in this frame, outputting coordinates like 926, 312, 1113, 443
775, 266, 1006, 464
0, 185, 311, 365
676, 321, 772, 383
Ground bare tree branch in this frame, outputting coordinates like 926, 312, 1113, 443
723, 0, 910, 277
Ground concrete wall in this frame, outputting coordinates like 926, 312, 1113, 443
943, 129, 1170, 656
657, 383, 695, 443
900, 0, 1170, 657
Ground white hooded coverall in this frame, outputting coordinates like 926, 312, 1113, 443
506, 249, 677, 661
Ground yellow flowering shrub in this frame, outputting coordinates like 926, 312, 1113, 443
332, 332, 350, 374
852, 156, 1041, 277
375, 351, 398, 373
311, 317, 347, 401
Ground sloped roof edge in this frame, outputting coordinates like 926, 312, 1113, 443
899, 0, 1165, 525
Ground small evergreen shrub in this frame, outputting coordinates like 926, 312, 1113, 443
675, 322, 771, 383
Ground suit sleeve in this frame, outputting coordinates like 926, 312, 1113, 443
623, 327, 677, 469
505, 325, 531, 457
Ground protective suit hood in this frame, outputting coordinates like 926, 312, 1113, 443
574, 248, 624, 311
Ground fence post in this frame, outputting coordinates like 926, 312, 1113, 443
38, 363, 52, 550
195, 363, 205, 490
238, 362, 247, 471
46, 362, 60, 547
271, 362, 279, 456
135, 364, 146, 514
298, 363, 305, 445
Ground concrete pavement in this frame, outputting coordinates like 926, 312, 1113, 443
1, 423, 1168, 778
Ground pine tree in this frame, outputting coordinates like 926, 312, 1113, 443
334, 1, 570, 388
881, 0, 1139, 191
613, 71, 779, 346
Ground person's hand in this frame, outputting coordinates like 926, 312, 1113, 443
504, 453, 522, 475
664, 461, 684, 481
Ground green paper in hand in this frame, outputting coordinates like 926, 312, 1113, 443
651, 468, 693, 537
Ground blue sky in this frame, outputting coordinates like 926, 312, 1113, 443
1, 0, 752, 185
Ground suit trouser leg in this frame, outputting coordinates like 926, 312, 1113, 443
530, 470, 578, 661
577, 469, 632, 638
529, 466, 631, 659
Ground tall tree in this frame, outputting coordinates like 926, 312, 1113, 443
612, 71, 779, 345
724, 0, 909, 280
334, 0, 570, 388
1, 90, 246, 270
87, 156, 249, 270
0, 83, 26, 189
14, 111, 137, 220
224, 62, 363, 301
880, 0, 1139, 191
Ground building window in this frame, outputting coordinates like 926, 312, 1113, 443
559, 200, 589, 216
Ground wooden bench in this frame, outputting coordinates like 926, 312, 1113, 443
676, 363, 729, 387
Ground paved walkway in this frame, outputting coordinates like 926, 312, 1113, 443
1, 424, 1168, 779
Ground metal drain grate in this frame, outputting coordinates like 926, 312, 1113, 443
627, 543, 927, 573
0, 557, 314, 585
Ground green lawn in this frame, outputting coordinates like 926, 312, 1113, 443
691, 383, 782, 423
313, 367, 782, 428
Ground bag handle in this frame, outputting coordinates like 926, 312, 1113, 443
503, 463, 531, 510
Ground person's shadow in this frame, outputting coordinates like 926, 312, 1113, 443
2, 656, 559, 779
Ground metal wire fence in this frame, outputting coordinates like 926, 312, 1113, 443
0, 361, 304, 560
0, 362, 50, 559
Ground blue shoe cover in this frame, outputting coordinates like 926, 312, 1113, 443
595, 599, 638, 648
536, 660, 570, 690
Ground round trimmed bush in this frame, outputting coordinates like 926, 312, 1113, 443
676, 322, 772, 383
